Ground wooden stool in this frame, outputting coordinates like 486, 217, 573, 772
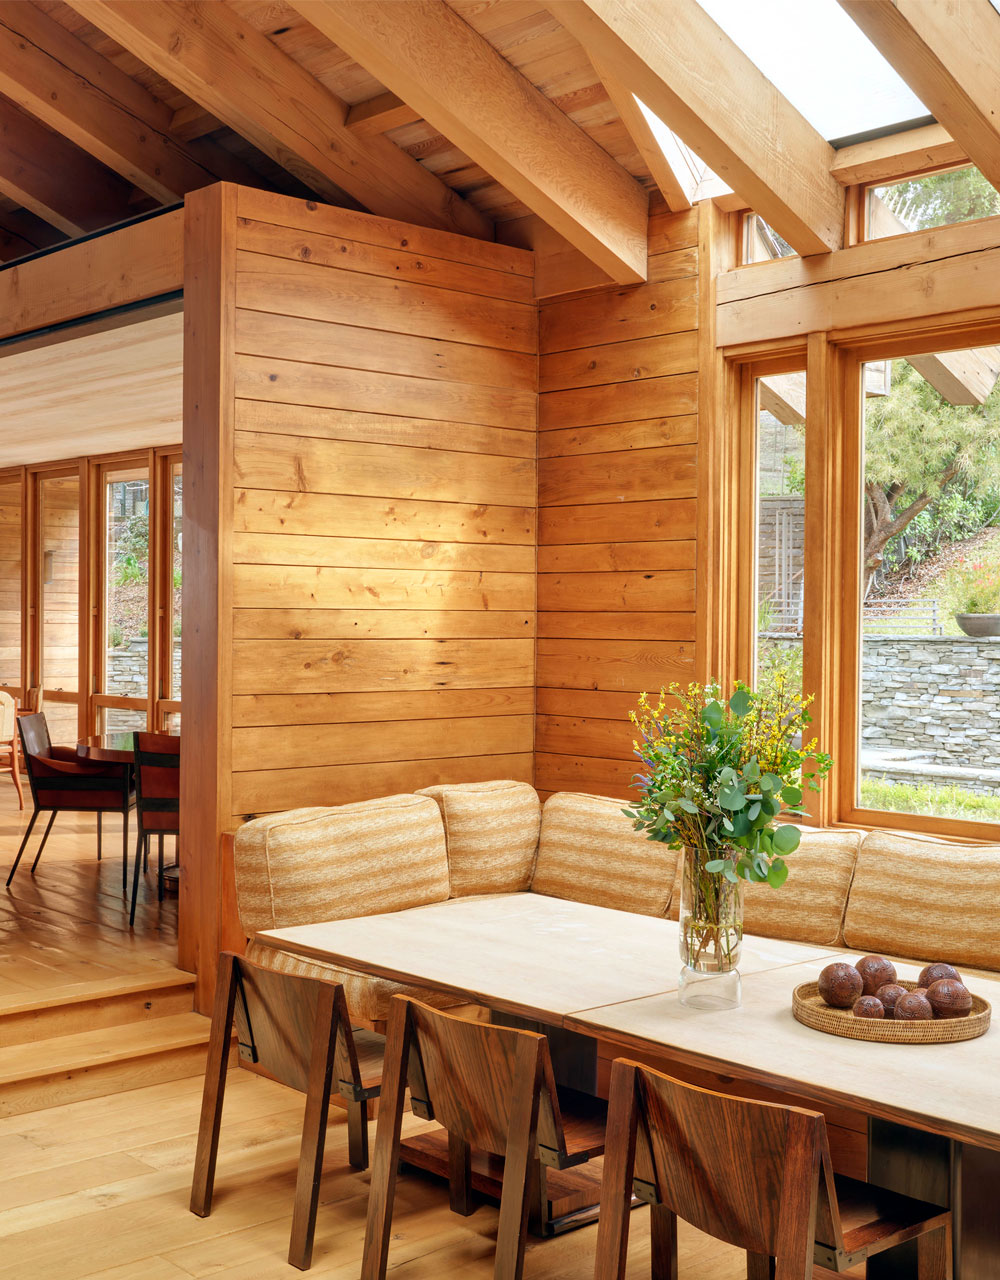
595, 1057, 952, 1280
191, 952, 383, 1270
362, 995, 608, 1280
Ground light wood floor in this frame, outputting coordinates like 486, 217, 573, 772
0, 785, 178, 1005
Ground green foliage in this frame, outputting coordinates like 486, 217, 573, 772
881, 488, 995, 575
172, 567, 182, 591
861, 776, 1000, 823
943, 558, 1000, 614
108, 625, 123, 648
113, 553, 146, 587
879, 165, 1000, 233
624, 679, 832, 888
783, 454, 805, 496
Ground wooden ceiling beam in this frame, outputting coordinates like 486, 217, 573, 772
0, 95, 136, 236
289, 0, 648, 283
0, 206, 67, 253
0, 1, 218, 203
551, 0, 845, 255
345, 92, 422, 137
840, 0, 1000, 190
831, 123, 967, 187
68, 0, 492, 241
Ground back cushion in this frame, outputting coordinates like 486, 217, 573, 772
417, 780, 540, 896
233, 793, 449, 935
742, 829, 860, 946
531, 793, 678, 917
844, 830, 1000, 971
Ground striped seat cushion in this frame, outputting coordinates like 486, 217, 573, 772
844, 830, 1000, 972
244, 940, 460, 1025
742, 829, 860, 946
531, 792, 678, 917
417, 779, 540, 896
233, 793, 450, 935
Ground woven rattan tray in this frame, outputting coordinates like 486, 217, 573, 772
792, 979, 991, 1044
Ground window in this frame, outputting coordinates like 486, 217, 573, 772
100, 465, 150, 733
38, 472, 81, 744
742, 213, 796, 265
867, 165, 1000, 239
162, 459, 182, 732
0, 476, 22, 700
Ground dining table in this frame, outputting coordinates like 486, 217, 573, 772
76, 731, 139, 764
255, 893, 999, 1278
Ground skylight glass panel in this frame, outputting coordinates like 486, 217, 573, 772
695, 0, 929, 142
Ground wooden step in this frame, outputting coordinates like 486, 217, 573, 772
0, 969, 194, 1046
0, 1011, 212, 1117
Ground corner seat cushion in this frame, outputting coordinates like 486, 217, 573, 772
417, 779, 540, 896
531, 792, 678, 917
742, 828, 861, 946
233, 793, 450, 936
843, 830, 1000, 971
244, 940, 461, 1025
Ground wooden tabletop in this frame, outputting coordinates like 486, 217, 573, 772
255, 893, 1000, 1152
76, 732, 137, 763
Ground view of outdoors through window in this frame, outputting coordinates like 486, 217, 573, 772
859, 348, 1000, 823
869, 164, 1000, 238
104, 470, 149, 732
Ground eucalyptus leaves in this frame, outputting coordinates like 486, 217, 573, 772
625, 678, 833, 890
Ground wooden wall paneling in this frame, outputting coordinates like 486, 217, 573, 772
180, 184, 239, 1002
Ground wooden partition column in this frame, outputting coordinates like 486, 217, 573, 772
182, 184, 538, 1007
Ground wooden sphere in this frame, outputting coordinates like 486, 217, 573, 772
853, 995, 885, 1019
818, 962, 863, 1009
927, 978, 973, 1019
875, 982, 908, 1015
894, 991, 934, 1021
856, 955, 897, 995
918, 962, 961, 988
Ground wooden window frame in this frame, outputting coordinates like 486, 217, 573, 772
859, 159, 1000, 247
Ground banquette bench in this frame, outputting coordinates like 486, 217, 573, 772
233, 778, 999, 1026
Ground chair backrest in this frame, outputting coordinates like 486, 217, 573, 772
0, 690, 14, 741
18, 712, 51, 763
392, 997, 567, 1160
134, 732, 180, 833
611, 1058, 829, 1272
229, 953, 362, 1097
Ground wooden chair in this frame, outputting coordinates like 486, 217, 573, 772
130, 732, 179, 928
191, 952, 383, 1271
0, 691, 23, 810
362, 996, 608, 1280
5, 712, 134, 892
595, 1058, 952, 1280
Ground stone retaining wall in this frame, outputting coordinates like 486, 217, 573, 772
106, 638, 182, 701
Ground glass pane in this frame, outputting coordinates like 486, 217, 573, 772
859, 352, 1000, 823
170, 464, 182, 701
0, 478, 21, 694
40, 474, 80, 742
744, 213, 795, 264
101, 705, 148, 734
754, 372, 805, 703
163, 710, 181, 734
869, 166, 1000, 238
104, 468, 150, 704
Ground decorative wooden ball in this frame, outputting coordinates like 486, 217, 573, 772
856, 955, 897, 995
918, 962, 961, 988
894, 991, 934, 1021
875, 982, 908, 1015
853, 995, 885, 1019
818, 962, 863, 1009
926, 978, 972, 1019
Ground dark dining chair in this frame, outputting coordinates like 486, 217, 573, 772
362, 996, 608, 1280
594, 1057, 951, 1279
5, 712, 135, 891
191, 952, 384, 1271
130, 731, 180, 928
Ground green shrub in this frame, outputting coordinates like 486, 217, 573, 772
861, 776, 1000, 822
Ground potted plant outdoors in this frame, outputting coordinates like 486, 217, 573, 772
625, 677, 832, 1011
947, 560, 1000, 637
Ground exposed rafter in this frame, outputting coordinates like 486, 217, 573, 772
551, 0, 845, 255
345, 92, 422, 137
840, 0, 1000, 192
68, 0, 492, 241
831, 122, 966, 187
0, 95, 136, 236
288, 0, 649, 284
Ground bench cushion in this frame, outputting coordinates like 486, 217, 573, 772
233, 794, 449, 935
843, 830, 1000, 971
531, 792, 678, 917
417, 779, 540, 896
742, 829, 861, 946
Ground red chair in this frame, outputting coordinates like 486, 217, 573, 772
5, 712, 134, 890
130, 732, 179, 928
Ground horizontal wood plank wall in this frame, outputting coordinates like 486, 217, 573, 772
535, 205, 699, 800
228, 188, 538, 820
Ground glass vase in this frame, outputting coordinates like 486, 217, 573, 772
678, 844, 744, 1010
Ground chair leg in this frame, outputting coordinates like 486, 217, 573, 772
448, 1131, 474, 1216
746, 1252, 775, 1280
5, 810, 39, 886
347, 1098, 369, 1171
130, 824, 142, 896
29, 812, 57, 873
288, 985, 340, 1271
361, 1001, 412, 1280
191, 953, 239, 1218
122, 806, 129, 887
651, 1205, 679, 1280
143, 833, 148, 872
157, 833, 164, 902
97, 811, 102, 861
594, 1061, 640, 1280
494, 1040, 543, 1280
10, 739, 23, 810
129, 824, 143, 929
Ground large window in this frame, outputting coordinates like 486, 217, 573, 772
867, 165, 1000, 240
38, 472, 81, 745
0, 476, 22, 700
99, 465, 151, 733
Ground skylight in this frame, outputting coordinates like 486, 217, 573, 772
695, 0, 930, 144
